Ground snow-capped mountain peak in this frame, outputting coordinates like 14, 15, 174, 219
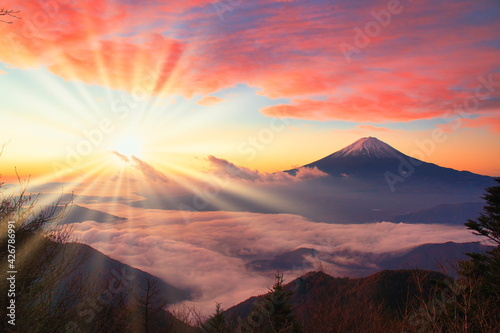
289, 136, 492, 188
330, 137, 403, 159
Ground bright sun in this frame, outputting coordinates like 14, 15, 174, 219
113, 134, 143, 158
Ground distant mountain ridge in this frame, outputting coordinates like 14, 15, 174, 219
59, 204, 126, 224
390, 202, 485, 225
246, 241, 489, 278
380, 241, 491, 272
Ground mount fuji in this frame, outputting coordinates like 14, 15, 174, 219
275, 137, 495, 222
289, 137, 493, 190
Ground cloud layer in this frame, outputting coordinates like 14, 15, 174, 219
197, 96, 225, 107
69, 203, 477, 314
1, 0, 499, 125
207, 155, 328, 182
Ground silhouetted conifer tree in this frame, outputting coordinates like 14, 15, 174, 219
202, 302, 231, 333
463, 177, 500, 309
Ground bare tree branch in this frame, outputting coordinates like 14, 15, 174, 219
0, 9, 21, 24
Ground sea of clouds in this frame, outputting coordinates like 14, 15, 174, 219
68, 203, 476, 315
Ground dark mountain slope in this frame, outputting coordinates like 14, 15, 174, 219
225, 269, 448, 328
54, 204, 127, 224
65, 242, 191, 304
390, 202, 484, 225
47, 242, 195, 331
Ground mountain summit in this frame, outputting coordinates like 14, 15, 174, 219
329, 137, 403, 159
296, 136, 410, 179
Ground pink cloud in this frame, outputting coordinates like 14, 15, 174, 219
131, 156, 169, 183
461, 116, 500, 133
436, 114, 500, 134
108, 151, 168, 182
112, 150, 130, 163
207, 155, 262, 181
0, 1, 186, 96
197, 96, 225, 106
194, 0, 500, 122
1, 0, 499, 123
260, 95, 445, 123
293, 166, 329, 181
207, 155, 327, 182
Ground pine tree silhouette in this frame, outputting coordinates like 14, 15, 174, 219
202, 302, 231, 333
